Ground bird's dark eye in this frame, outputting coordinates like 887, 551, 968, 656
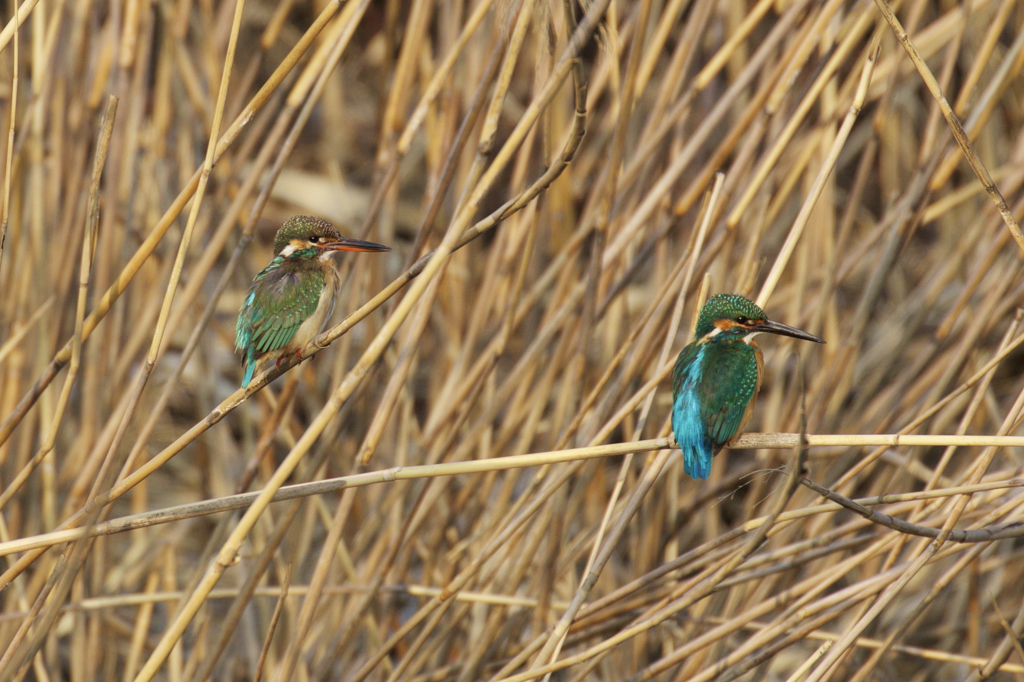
736, 316, 748, 324
309, 235, 320, 243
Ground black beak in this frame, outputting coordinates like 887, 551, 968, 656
322, 237, 391, 253
759, 319, 824, 343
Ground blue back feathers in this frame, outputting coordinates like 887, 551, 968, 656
672, 346, 713, 479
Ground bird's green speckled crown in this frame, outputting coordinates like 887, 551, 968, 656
694, 294, 767, 338
273, 216, 341, 255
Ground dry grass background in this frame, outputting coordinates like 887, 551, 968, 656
0, 0, 1024, 680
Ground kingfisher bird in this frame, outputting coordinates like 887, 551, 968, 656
671, 293, 823, 480
235, 216, 389, 387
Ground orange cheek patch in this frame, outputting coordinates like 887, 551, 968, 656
714, 320, 740, 331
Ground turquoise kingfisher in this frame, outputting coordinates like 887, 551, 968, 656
671, 293, 823, 480
235, 216, 389, 387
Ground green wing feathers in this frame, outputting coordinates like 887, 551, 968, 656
696, 343, 760, 447
236, 259, 325, 358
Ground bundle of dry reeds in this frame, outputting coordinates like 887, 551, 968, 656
1, 0, 1023, 680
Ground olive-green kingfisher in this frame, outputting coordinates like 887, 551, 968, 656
671, 294, 823, 480
235, 216, 389, 387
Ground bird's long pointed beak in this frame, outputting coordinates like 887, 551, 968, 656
760, 319, 824, 343
322, 237, 390, 253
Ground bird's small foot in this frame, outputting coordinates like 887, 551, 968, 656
275, 356, 285, 371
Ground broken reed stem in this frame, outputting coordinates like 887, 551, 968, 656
871, 0, 1024, 253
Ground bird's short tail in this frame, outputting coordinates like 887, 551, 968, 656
673, 389, 713, 480
242, 349, 256, 388
682, 447, 712, 480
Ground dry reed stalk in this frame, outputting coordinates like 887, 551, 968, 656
1, 0, 1023, 680
871, 0, 1024, 252
0, 0, 16, 267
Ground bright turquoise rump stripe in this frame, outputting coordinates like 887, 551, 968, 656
672, 351, 713, 479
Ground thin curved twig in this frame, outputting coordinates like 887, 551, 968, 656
799, 478, 1024, 544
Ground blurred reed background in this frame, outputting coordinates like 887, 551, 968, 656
0, 0, 1023, 680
